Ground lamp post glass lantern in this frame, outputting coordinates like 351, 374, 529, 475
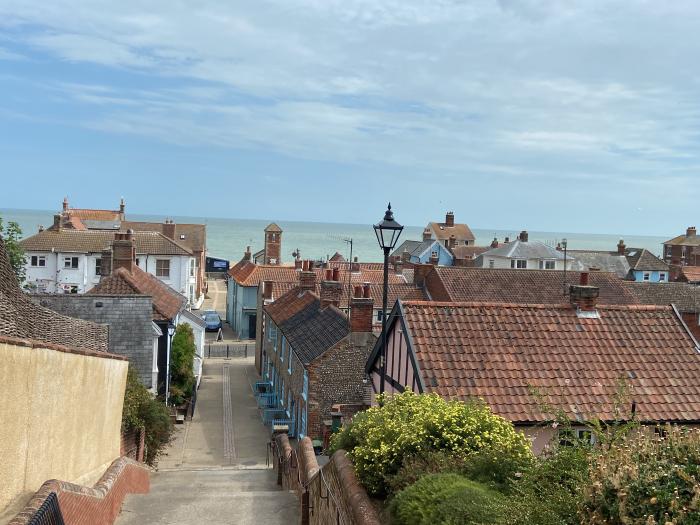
374, 203, 403, 396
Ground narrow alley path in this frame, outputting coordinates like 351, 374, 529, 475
116, 358, 299, 525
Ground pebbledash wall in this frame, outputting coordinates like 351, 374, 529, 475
0, 337, 128, 514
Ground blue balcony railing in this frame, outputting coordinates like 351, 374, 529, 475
263, 408, 287, 425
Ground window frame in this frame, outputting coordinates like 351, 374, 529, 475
511, 259, 527, 269
155, 258, 171, 278
30, 255, 46, 267
643, 272, 651, 281
95, 258, 102, 276
63, 256, 79, 269
302, 370, 309, 401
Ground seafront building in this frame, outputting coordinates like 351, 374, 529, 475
19, 198, 206, 307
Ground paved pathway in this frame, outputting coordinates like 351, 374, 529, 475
116, 358, 298, 525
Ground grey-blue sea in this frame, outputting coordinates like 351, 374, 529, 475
1, 208, 670, 264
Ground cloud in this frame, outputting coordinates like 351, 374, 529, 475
1, 0, 700, 193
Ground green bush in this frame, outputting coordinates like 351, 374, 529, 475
328, 391, 531, 496
582, 427, 700, 524
505, 443, 591, 525
169, 323, 196, 406
390, 473, 506, 525
122, 366, 173, 465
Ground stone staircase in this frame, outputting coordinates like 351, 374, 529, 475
116, 467, 299, 525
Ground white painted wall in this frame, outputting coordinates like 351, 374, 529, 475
480, 255, 574, 271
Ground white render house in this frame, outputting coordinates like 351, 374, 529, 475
476, 230, 575, 271
20, 228, 199, 305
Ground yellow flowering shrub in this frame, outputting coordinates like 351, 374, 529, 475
329, 391, 532, 496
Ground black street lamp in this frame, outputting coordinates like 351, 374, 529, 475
374, 203, 404, 395
166, 322, 176, 405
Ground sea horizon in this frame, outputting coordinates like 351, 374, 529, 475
0, 207, 673, 264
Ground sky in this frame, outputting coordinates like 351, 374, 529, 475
0, 0, 698, 234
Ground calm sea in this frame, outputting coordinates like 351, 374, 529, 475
0, 208, 670, 264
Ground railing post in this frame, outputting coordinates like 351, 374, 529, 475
301, 490, 310, 525
226, 345, 229, 359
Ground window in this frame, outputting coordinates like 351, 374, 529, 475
300, 404, 307, 438
488, 259, 495, 269
659, 272, 667, 282
63, 256, 79, 269
288, 347, 293, 374
280, 336, 286, 362
559, 428, 595, 447
511, 259, 527, 269
189, 258, 195, 277
539, 260, 555, 270
377, 310, 383, 322
30, 255, 46, 267
95, 258, 102, 276
302, 370, 309, 400
135, 258, 141, 267
643, 272, 651, 281
156, 259, 170, 277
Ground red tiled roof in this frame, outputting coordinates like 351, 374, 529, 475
450, 245, 490, 259
265, 289, 318, 325
428, 222, 475, 242
397, 300, 700, 424
681, 266, 700, 283
68, 208, 121, 221
425, 267, 640, 305
88, 266, 186, 321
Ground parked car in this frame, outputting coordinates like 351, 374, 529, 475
202, 311, 222, 331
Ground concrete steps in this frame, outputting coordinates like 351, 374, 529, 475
116, 468, 299, 525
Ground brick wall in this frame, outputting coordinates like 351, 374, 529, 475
31, 294, 155, 388
273, 435, 379, 525
307, 332, 376, 439
120, 428, 145, 463
9, 457, 149, 525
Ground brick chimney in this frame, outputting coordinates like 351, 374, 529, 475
350, 257, 360, 273
350, 284, 374, 332
519, 230, 529, 242
119, 198, 126, 220
569, 272, 600, 313
320, 268, 342, 309
687, 226, 697, 237
62, 197, 68, 212
262, 280, 273, 300
243, 246, 252, 262
100, 248, 112, 278
53, 214, 62, 232
445, 211, 455, 227
491, 237, 498, 248
401, 249, 411, 263
393, 259, 403, 275
112, 230, 136, 273
617, 239, 626, 255
299, 260, 316, 291
163, 219, 176, 240
295, 258, 302, 270
413, 263, 433, 287
423, 228, 432, 242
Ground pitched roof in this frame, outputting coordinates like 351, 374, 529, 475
664, 233, 700, 247
450, 245, 490, 260
88, 266, 186, 321
0, 238, 108, 353
428, 222, 475, 242
68, 208, 121, 222
392, 300, 700, 424
625, 282, 700, 313
20, 230, 193, 256
425, 266, 640, 305
481, 240, 565, 260
329, 252, 345, 262
625, 249, 669, 272
265, 288, 318, 325
569, 251, 630, 278
264, 223, 283, 232
121, 221, 206, 252
680, 266, 700, 283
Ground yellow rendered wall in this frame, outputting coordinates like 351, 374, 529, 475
0, 342, 128, 512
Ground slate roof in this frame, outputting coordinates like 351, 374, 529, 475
391, 240, 439, 260
625, 249, 669, 272
481, 240, 565, 260
664, 233, 700, 246
569, 251, 630, 278
427, 222, 475, 242
0, 237, 108, 352
394, 300, 700, 424
20, 230, 193, 256
425, 267, 640, 305
180, 308, 207, 328
121, 221, 206, 252
88, 266, 186, 321
680, 266, 700, 284
625, 282, 700, 313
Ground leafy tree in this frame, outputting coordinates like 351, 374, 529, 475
122, 366, 173, 465
0, 215, 26, 284
169, 323, 196, 406
329, 391, 532, 496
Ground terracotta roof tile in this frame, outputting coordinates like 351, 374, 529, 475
88, 266, 186, 320
399, 300, 700, 424
680, 266, 700, 283
428, 222, 475, 242
121, 221, 206, 252
625, 281, 700, 313
20, 230, 192, 256
426, 267, 640, 305
68, 208, 121, 221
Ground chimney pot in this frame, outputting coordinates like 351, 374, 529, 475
580, 271, 589, 286
363, 283, 371, 298
354, 285, 363, 299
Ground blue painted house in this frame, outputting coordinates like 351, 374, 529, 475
391, 239, 454, 266
625, 248, 670, 283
